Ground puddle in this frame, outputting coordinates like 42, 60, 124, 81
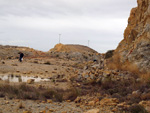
0, 74, 51, 83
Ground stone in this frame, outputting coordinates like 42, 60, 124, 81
84, 108, 100, 113
117, 102, 126, 107
5, 101, 9, 104
42, 101, 46, 103
88, 101, 95, 106
39, 110, 46, 113
139, 101, 147, 105
74, 97, 81, 103
145, 106, 150, 112
47, 99, 53, 103
49, 109, 54, 112
61, 111, 67, 113
23, 111, 32, 113
27, 79, 34, 84
115, 0, 150, 73
100, 98, 119, 106
15, 99, 20, 102
111, 108, 118, 112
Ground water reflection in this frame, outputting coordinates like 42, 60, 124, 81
0, 74, 50, 83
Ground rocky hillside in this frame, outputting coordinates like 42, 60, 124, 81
115, 0, 150, 73
49, 43, 97, 54
0, 45, 46, 60
49, 43, 100, 61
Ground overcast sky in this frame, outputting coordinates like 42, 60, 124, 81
0, 0, 137, 53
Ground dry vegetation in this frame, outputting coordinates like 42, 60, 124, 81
0, 82, 79, 102
107, 54, 141, 76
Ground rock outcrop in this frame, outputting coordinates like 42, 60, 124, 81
115, 0, 150, 72
49, 43, 97, 54
49, 43, 100, 61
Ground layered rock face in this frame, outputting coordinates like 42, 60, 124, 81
115, 0, 150, 72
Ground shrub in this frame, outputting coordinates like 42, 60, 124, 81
0, 83, 63, 102
140, 93, 150, 100
64, 87, 79, 101
128, 104, 148, 113
141, 73, 150, 85
105, 50, 114, 59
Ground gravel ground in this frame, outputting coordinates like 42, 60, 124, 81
0, 98, 84, 113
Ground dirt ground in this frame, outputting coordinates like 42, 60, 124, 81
0, 57, 118, 113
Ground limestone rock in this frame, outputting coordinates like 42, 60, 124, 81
115, 0, 150, 73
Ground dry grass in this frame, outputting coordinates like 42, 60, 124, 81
106, 54, 122, 70
0, 83, 79, 102
140, 73, 150, 84
107, 54, 150, 88
107, 54, 140, 77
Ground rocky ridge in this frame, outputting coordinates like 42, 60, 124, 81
115, 0, 150, 72
49, 43, 97, 54
0, 45, 46, 60
48, 43, 100, 62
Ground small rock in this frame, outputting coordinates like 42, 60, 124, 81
145, 106, 150, 112
76, 104, 80, 107
27, 79, 34, 84
88, 101, 95, 106
23, 111, 32, 113
42, 101, 46, 103
61, 111, 67, 113
84, 108, 100, 113
111, 108, 118, 112
39, 110, 46, 113
74, 97, 81, 103
117, 102, 126, 107
15, 99, 20, 102
47, 99, 53, 103
5, 101, 9, 104
12, 64, 18, 66
49, 109, 54, 112
139, 101, 147, 105
66, 100, 71, 102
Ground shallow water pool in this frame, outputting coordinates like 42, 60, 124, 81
0, 74, 51, 83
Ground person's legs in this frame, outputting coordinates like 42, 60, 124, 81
19, 57, 22, 62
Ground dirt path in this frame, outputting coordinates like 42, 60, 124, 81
0, 58, 78, 79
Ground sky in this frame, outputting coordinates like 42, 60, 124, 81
0, 0, 137, 53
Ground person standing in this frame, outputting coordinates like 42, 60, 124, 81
19, 52, 24, 62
